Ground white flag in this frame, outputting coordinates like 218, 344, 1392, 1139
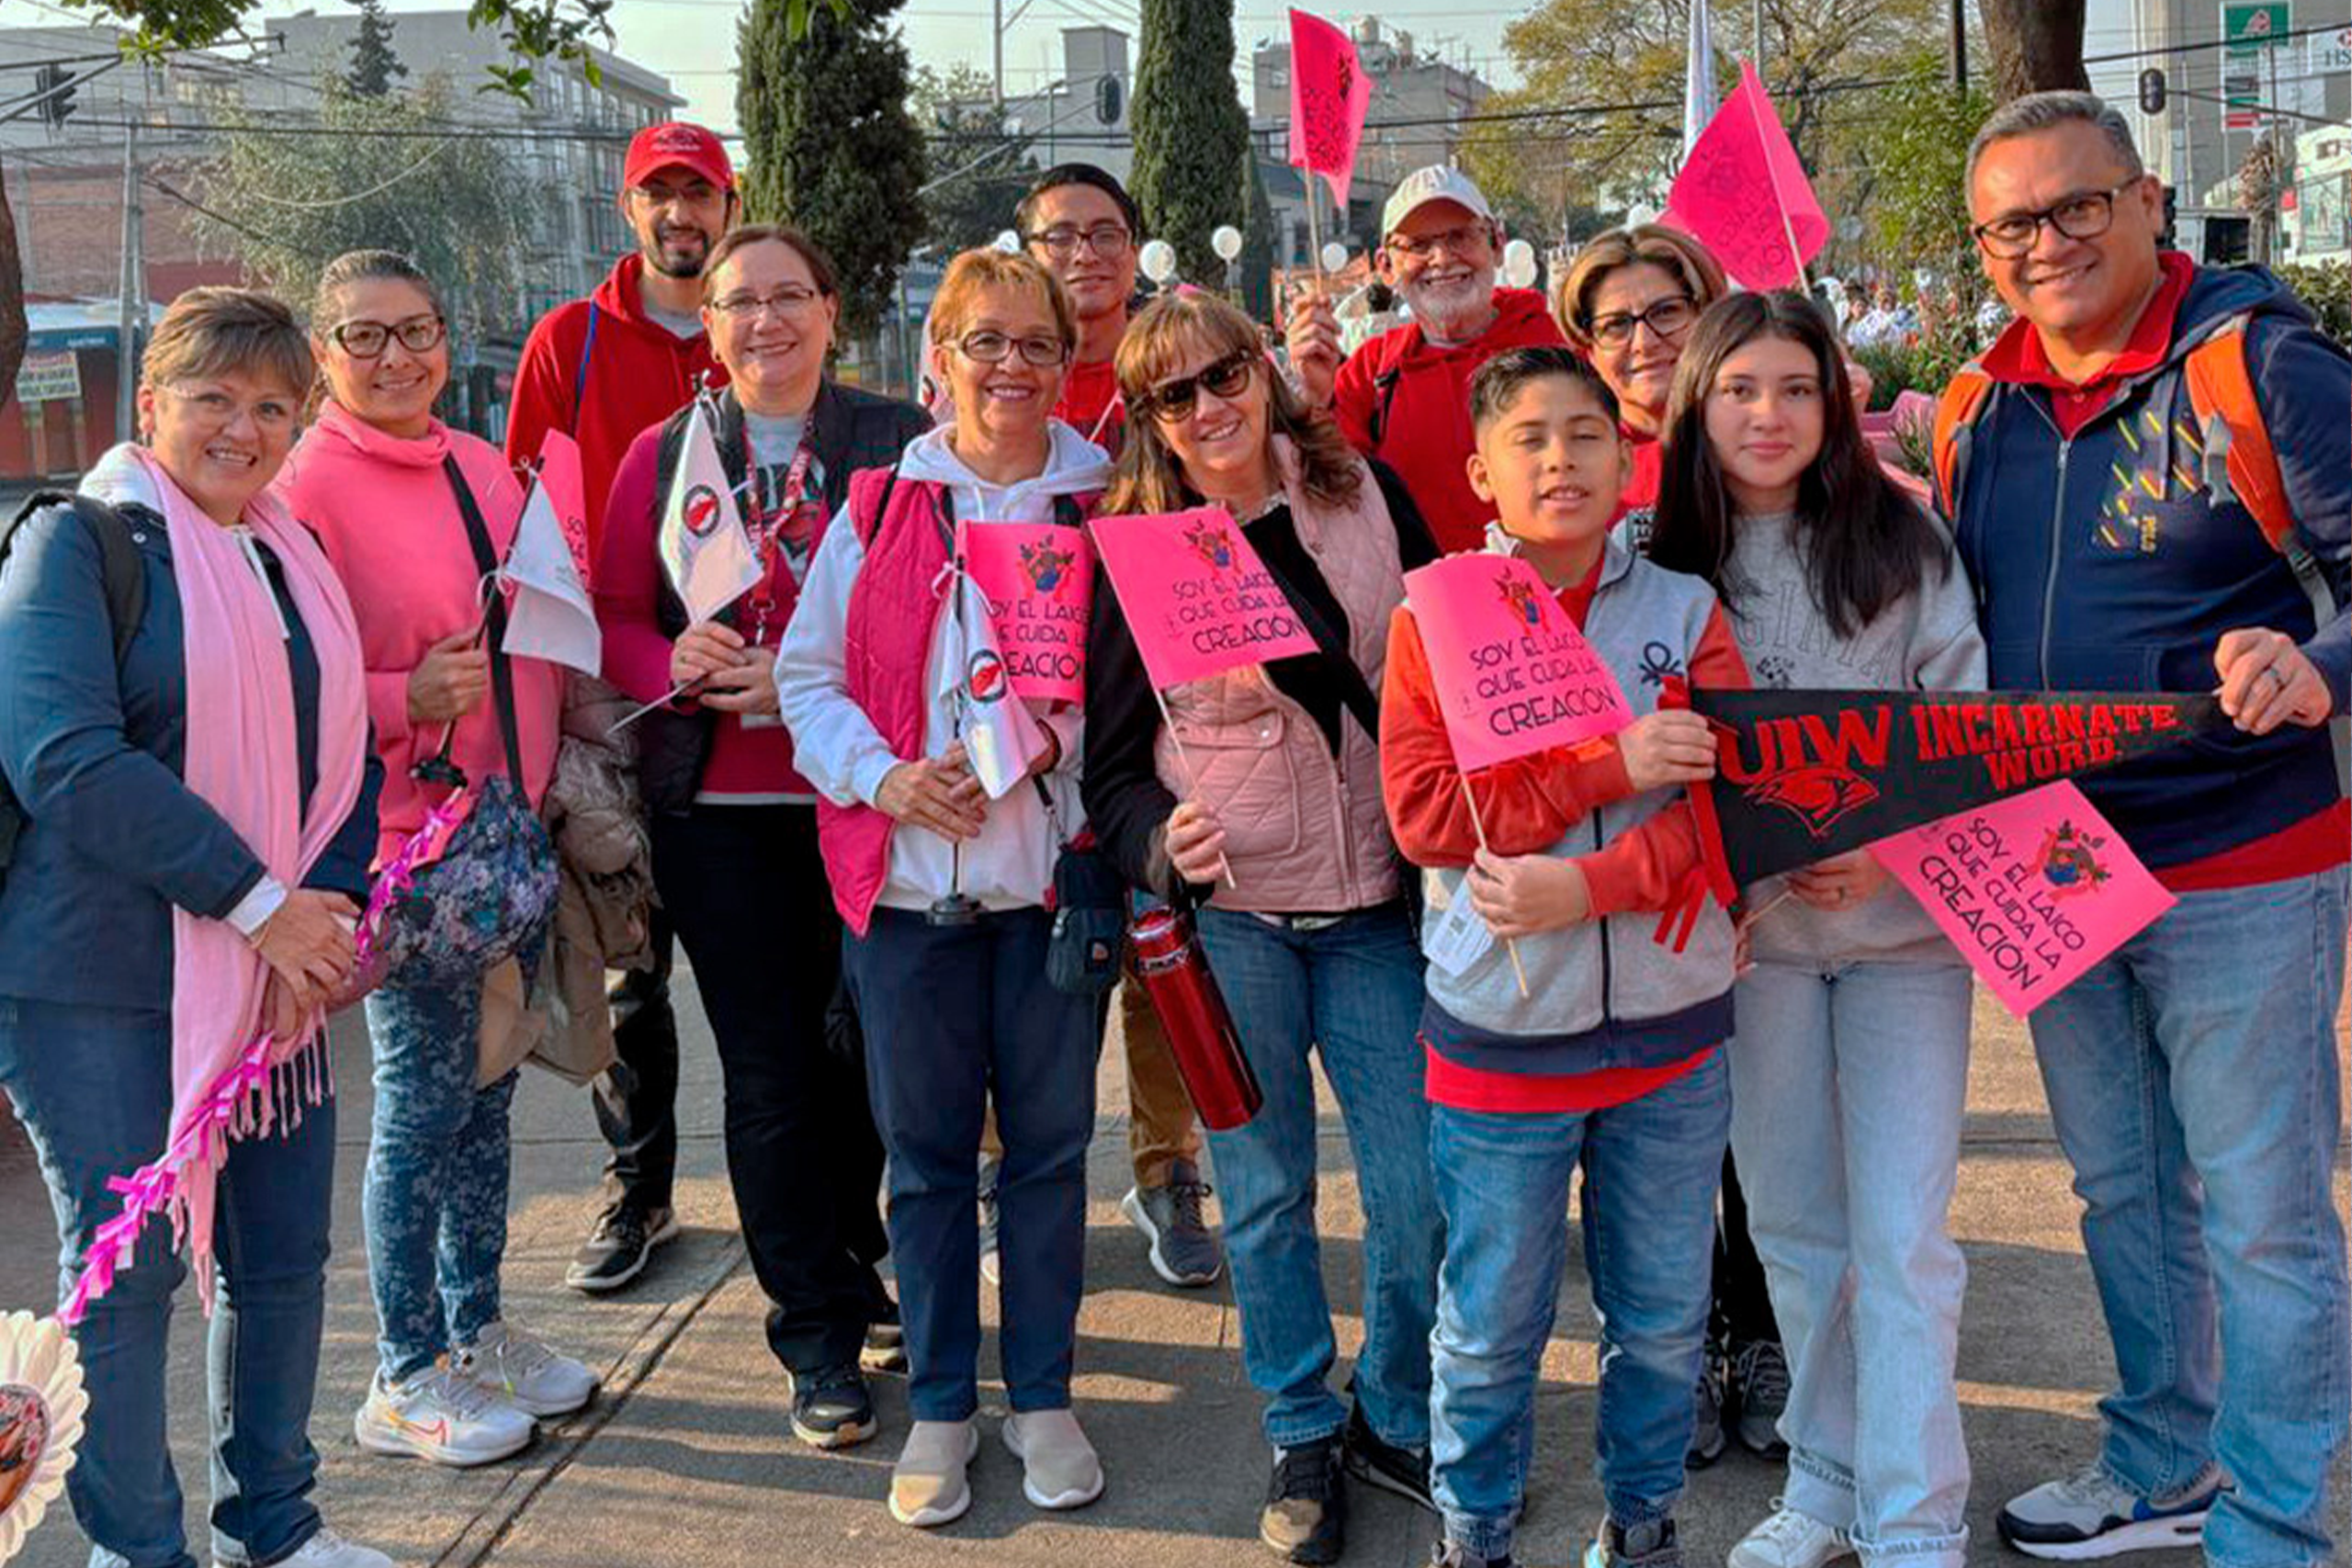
658, 400, 763, 624
501, 476, 602, 675
935, 566, 1046, 799
1683, 0, 1718, 160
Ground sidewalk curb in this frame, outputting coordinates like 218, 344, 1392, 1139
428, 1236, 749, 1568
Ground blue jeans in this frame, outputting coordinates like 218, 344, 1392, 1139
1193, 901, 1442, 1452
1731, 959, 1973, 1567
0, 996, 335, 1568
1429, 1050, 1729, 1562
362, 973, 517, 1383
842, 907, 1097, 1421
2028, 866, 2349, 1568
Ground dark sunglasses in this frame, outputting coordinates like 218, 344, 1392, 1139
1143, 349, 1258, 423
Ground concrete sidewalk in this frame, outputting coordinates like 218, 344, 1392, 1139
6, 973, 2346, 1568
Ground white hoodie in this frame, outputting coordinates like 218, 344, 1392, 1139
775, 422, 1112, 915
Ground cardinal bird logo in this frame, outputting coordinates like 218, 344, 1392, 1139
682, 483, 723, 538
1496, 572, 1543, 628
966, 649, 1010, 705
1744, 764, 1881, 839
2035, 818, 2111, 897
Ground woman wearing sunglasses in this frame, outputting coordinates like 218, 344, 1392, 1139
775, 246, 1110, 1530
1082, 289, 1441, 1565
280, 250, 590, 1468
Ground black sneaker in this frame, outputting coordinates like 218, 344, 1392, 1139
1731, 1339, 1790, 1458
1431, 1542, 1513, 1568
1583, 1515, 1683, 1568
1688, 1337, 1728, 1468
1261, 1434, 1346, 1563
787, 1363, 877, 1450
563, 1203, 679, 1294
860, 1298, 908, 1375
1342, 1404, 1434, 1511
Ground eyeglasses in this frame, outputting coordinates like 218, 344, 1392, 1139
1972, 179, 2144, 259
1588, 295, 1697, 349
1025, 222, 1132, 259
158, 384, 299, 432
1385, 222, 1492, 261
328, 314, 446, 358
710, 287, 824, 321
954, 330, 1069, 367
1143, 349, 1258, 423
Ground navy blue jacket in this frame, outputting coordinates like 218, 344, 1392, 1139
1951, 264, 2350, 868
0, 496, 382, 1010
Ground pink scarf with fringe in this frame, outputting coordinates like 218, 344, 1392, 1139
61, 446, 368, 1321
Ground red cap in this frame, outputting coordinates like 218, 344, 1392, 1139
624, 121, 734, 192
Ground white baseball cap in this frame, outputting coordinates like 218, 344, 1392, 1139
1382, 164, 1494, 239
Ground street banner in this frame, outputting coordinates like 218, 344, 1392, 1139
1402, 553, 1632, 773
959, 519, 1093, 703
1661, 59, 1828, 290
1287, 8, 1374, 210
657, 400, 763, 625
1871, 782, 2174, 1015
936, 565, 1049, 798
502, 431, 602, 675
1090, 507, 1319, 690
1683, 686, 2219, 897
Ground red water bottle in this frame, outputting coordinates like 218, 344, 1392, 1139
1128, 906, 1262, 1130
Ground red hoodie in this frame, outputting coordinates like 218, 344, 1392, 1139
505, 253, 729, 565
1332, 287, 1566, 554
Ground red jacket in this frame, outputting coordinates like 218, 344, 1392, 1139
1332, 288, 1565, 554
505, 253, 728, 564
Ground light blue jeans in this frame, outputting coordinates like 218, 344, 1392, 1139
1731, 958, 1973, 1566
1428, 1050, 1730, 1562
362, 974, 517, 1384
1193, 901, 1442, 1452
2029, 865, 2349, 1568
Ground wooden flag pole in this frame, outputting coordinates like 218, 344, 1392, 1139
1456, 772, 1532, 999
1151, 682, 1238, 888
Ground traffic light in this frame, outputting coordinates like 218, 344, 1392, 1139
2160, 184, 2178, 246
33, 62, 78, 128
1095, 73, 1123, 126
2138, 67, 2166, 115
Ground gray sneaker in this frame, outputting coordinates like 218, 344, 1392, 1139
1996, 1461, 2222, 1560
1121, 1156, 1225, 1287
1732, 1338, 1789, 1458
1583, 1516, 1683, 1568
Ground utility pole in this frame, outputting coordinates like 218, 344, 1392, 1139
994, 0, 1004, 104
115, 118, 142, 444
1948, 0, 1967, 91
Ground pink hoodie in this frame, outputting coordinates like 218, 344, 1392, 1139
279, 401, 562, 864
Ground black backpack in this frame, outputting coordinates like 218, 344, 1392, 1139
0, 491, 150, 884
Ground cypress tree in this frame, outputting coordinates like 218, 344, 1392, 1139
1130, 0, 1250, 286
737, 0, 926, 339
1239, 141, 1275, 321
345, 0, 408, 97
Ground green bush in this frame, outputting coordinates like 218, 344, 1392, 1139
2276, 261, 2350, 343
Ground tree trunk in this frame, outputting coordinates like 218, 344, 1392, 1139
1980, 0, 2089, 101
0, 164, 26, 406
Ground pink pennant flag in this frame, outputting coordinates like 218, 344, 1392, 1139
1090, 507, 1319, 691
959, 519, 1093, 704
1287, 9, 1373, 209
1870, 781, 2175, 1016
1660, 59, 1828, 290
1403, 553, 1633, 773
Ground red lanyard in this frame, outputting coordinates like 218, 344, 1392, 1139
741, 434, 820, 645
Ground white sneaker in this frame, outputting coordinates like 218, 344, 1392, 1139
1996, 1461, 2222, 1560
1728, 1504, 1855, 1568
454, 1321, 599, 1417
354, 1365, 536, 1467
226, 1527, 396, 1568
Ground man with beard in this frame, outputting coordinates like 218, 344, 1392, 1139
506, 121, 738, 1294
1285, 165, 1563, 553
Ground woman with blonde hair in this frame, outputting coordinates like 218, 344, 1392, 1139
1083, 288, 1442, 1564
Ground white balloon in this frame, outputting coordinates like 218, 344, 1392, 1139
992, 230, 1022, 254
1211, 224, 1244, 262
1319, 241, 1349, 274
1501, 238, 1539, 290
1139, 238, 1180, 285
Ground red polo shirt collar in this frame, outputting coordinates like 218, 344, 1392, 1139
1978, 252, 2196, 436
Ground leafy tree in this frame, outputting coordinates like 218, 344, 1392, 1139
1131, 0, 1250, 285
344, 0, 409, 97
1979, 0, 2088, 101
1239, 148, 1275, 321
739, 0, 927, 339
188, 79, 533, 339
911, 62, 1038, 256
1868, 54, 1992, 296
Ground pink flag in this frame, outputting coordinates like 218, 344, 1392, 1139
959, 520, 1094, 704
1870, 781, 2174, 1016
1287, 9, 1373, 209
1403, 554, 1633, 773
1660, 60, 1828, 290
1090, 507, 1319, 690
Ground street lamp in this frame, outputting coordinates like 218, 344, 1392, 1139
1211, 224, 1243, 303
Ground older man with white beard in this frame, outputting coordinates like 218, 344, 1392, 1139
1284, 165, 1564, 553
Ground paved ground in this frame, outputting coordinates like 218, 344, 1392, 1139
5, 965, 2346, 1568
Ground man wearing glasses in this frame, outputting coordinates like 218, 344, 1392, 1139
1947, 92, 2349, 1566
1283, 165, 1563, 552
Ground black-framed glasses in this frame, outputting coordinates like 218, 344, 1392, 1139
955, 330, 1069, 367
1025, 222, 1132, 259
329, 315, 447, 358
1588, 295, 1697, 349
710, 286, 824, 321
1142, 348, 1257, 423
1972, 179, 2144, 259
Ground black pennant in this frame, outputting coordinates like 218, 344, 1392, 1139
1684, 688, 2222, 895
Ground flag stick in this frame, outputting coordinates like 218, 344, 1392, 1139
1151, 682, 1238, 888
1457, 772, 1532, 999
608, 675, 707, 733
1744, 60, 1811, 292
1304, 174, 1328, 294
